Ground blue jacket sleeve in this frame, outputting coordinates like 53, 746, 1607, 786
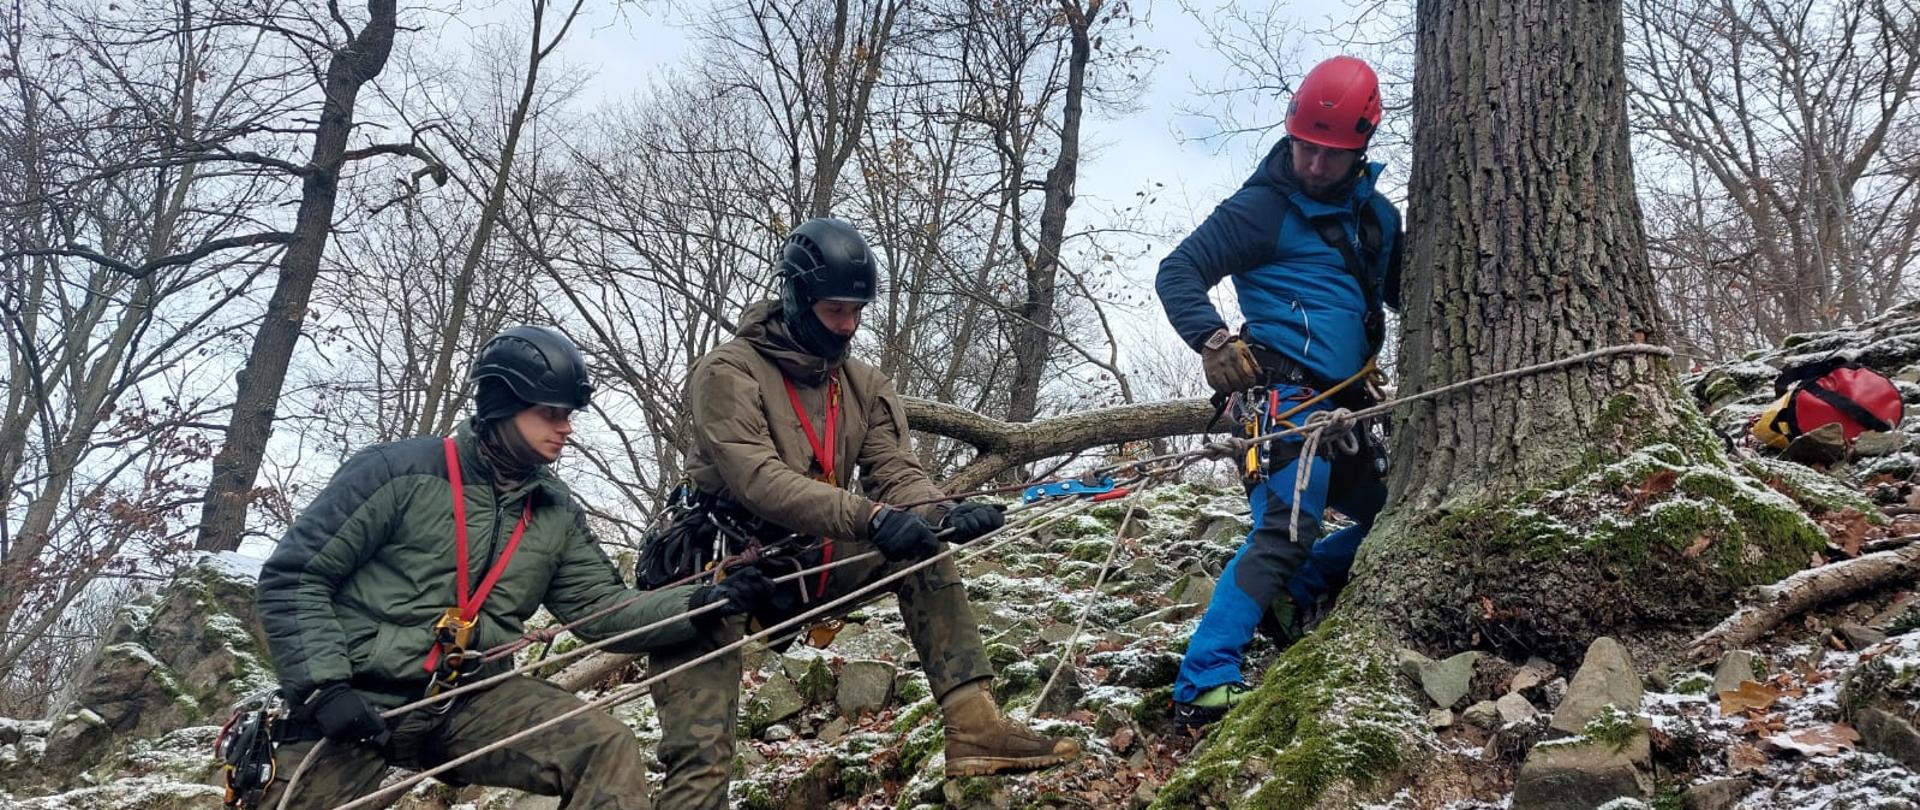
1155, 186, 1285, 351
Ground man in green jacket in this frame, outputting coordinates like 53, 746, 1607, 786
650, 218, 1081, 809
256, 325, 776, 810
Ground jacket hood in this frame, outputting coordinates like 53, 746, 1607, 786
737, 299, 845, 384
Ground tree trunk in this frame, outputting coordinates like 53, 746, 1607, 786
414, 0, 582, 437
1154, 2, 1829, 806
1005, 0, 1094, 423
195, 1, 399, 552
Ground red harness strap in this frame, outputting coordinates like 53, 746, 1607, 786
783, 373, 841, 597
423, 436, 532, 672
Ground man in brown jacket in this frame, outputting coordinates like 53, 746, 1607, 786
652, 218, 1080, 808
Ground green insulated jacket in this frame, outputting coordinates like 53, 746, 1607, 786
258, 422, 700, 706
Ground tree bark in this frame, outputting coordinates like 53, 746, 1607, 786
194, 1, 399, 552
1005, 0, 1095, 423
905, 395, 1221, 492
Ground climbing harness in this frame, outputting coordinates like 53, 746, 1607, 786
422, 436, 530, 700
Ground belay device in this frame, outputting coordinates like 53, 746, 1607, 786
215, 689, 284, 808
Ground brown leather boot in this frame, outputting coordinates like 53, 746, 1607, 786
940, 680, 1081, 777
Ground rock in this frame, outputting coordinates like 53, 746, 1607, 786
1512, 657, 1558, 694
1511, 738, 1652, 810
0, 719, 18, 746
1397, 649, 1432, 681
1194, 517, 1248, 552
1712, 650, 1765, 695
943, 775, 1013, 809
1092, 649, 1182, 688
1680, 777, 1751, 810
831, 625, 913, 661
1854, 430, 1909, 457
1167, 570, 1215, 607
1782, 422, 1849, 465
1838, 623, 1888, 649
781, 756, 841, 810
506, 796, 560, 810
1034, 665, 1086, 717
1543, 677, 1569, 710
1037, 623, 1077, 645
817, 717, 849, 744
1125, 603, 1205, 630
788, 655, 837, 705
837, 660, 897, 718
1428, 708, 1455, 729
1417, 651, 1482, 710
1462, 700, 1501, 729
1498, 692, 1540, 723
763, 723, 795, 741
1550, 637, 1641, 737
752, 673, 806, 728
1855, 707, 1920, 770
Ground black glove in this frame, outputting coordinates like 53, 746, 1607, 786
943, 501, 1005, 544
869, 506, 940, 561
307, 682, 387, 743
690, 565, 778, 619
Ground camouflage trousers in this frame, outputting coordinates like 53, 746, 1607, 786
258, 676, 652, 810
650, 540, 995, 810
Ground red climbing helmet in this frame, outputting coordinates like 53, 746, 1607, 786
1286, 56, 1383, 151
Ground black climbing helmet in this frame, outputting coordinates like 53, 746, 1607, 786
469, 325, 594, 412
776, 217, 878, 316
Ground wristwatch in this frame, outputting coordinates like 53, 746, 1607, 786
1202, 328, 1234, 351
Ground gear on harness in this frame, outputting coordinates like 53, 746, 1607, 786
425, 607, 482, 704
215, 690, 284, 809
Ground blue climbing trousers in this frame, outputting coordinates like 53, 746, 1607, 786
1172, 382, 1388, 703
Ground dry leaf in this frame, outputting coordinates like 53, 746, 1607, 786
1719, 680, 1783, 714
1764, 723, 1861, 756
1738, 713, 1787, 736
1682, 533, 1714, 558
1643, 469, 1678, 497
1823, 510, 1873, 557
1729, 741, 1769, 774
1110, 726, 1136, 752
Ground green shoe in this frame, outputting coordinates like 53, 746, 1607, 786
1171, 683, 1249, 732
1258, 598, 1305, 647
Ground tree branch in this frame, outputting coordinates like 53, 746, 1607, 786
4, 231, 296, 280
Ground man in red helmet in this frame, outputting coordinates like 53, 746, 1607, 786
1155, 55, 1404, 731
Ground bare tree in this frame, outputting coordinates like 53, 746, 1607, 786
411, 0, 589, 437
194, 0, 421, 553
0, 0, 299, 700
1628, 0, 1920, 356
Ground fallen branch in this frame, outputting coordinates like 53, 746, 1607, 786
1863, 533, 1920, 555
904, 396, 1225, 492
1690, 542, 1920, 663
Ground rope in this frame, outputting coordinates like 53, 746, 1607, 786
286, 342, 1672, 809
318, 496, 1101, 810
1029, 484, 1149, 715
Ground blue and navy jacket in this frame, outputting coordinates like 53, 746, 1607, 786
1156, 138, 1403, 385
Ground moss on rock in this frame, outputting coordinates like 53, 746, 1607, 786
1151, 617, 1423, 809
